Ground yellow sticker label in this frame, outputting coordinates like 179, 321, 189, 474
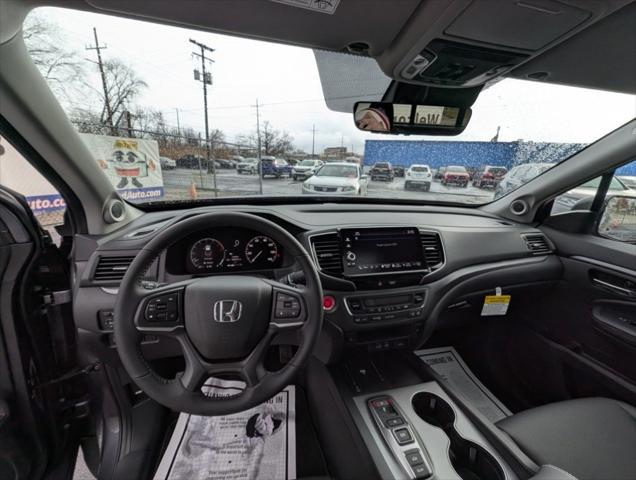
481, 295, 511, 316
484, 295, 511, 304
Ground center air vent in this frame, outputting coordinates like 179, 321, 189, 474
420, 232, 444, 271
522, 234, 552, 255
93, 255, 135, 281
311, 233, 343, 276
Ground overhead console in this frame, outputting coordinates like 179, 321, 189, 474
390, 0, 623, 88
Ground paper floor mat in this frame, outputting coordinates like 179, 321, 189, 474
154, 379, 296, 480
415, 346, 511, 423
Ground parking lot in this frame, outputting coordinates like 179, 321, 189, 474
162, 168, 496, 204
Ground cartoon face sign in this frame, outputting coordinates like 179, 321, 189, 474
97, 139, 156, 189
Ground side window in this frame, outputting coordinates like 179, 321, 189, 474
550, 160, 636, 236
0, 136, 66, 243
597, 160, 636, 244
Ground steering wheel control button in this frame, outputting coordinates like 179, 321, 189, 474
405, 449, 424, 466
144, 292, 181, 323
393, 427, 414, 445
275, 292, 302, 319
98, 310, 114, 330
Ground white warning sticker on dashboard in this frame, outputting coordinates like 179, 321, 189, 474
269, 0, 340, 15
481, 294, 511, 316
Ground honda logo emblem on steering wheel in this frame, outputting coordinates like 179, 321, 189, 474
213, 300, 242, 323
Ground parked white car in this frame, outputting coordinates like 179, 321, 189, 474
302, 162, 368, 195
236, 157, 259, 174
159, 156, 176, 169
404, 164, 433, 191
292, 159, 324, 180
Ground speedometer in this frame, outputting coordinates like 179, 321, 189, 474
190, 238, 226, 270
245, 236, 279, 265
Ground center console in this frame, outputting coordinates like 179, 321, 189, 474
354, 383, 516, 480
309, 226, 444, 352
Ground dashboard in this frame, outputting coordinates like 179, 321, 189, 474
74, 203, 561, 363
165, 227, 284, 274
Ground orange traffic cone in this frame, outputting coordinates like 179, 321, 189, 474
189, 181, 198, 199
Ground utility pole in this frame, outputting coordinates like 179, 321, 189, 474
175, 108, 181, 136
125, 111, 134, 138
197, 132, 204, 188
86, 28, 115, 135
190, 39, 217, 197
253, 98, 264, 195
311, 124, 318, 158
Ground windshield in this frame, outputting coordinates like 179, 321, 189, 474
25, 8, 636, 206
315, 165, 357, 178
411, 166, 429, 172
299, 160, 315, 166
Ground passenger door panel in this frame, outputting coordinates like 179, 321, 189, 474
536, 227, 636, 387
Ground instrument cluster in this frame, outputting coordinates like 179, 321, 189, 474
166, 227, 284, 274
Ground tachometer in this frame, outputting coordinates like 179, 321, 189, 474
190, 238, 225, 269
245, 236, 279, 265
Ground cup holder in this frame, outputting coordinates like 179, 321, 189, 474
412, 392, 504, 480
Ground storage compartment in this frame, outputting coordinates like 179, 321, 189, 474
412, 392, 504, 480
445, 0, 592, 51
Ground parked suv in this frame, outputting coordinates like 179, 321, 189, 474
434, 166, 446, 181
441, 166, 470, 187
404, 164, 433, 191
159, 156, 176, 170
261, 157, 293, 178
369, 162, 394, 181
495, 163, 555, 198
472, 165, 508, 189
236, 157, 259, 174
292, 159, 324, 181
177, 154, 207, 169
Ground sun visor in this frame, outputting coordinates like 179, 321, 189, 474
314, 50, 391, 113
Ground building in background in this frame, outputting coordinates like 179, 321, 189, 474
322, 146, 348, 161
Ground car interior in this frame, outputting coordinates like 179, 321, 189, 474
1, 1, 635, 480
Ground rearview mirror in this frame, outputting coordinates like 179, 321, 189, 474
353, 101, 471, 136
598, 196, 636, 244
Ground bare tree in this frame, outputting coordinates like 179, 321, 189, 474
237, 121, 295, 156
70, 108, 109, 135
23, 14, 86, 100
84, 59, 147, 127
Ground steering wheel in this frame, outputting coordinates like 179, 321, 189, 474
114, 212, 323, 416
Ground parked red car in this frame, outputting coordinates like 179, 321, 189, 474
441, 165, 470, 187
472, 165, 508, 189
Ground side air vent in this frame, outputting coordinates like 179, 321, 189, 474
420, 232, 444, 271
522, 234, 552, 255
311, 233, 343, 275
93, 255, 135, 281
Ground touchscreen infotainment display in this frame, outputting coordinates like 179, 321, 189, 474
341, 227, 426, 276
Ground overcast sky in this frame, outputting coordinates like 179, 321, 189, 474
38, 6, 636, 155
